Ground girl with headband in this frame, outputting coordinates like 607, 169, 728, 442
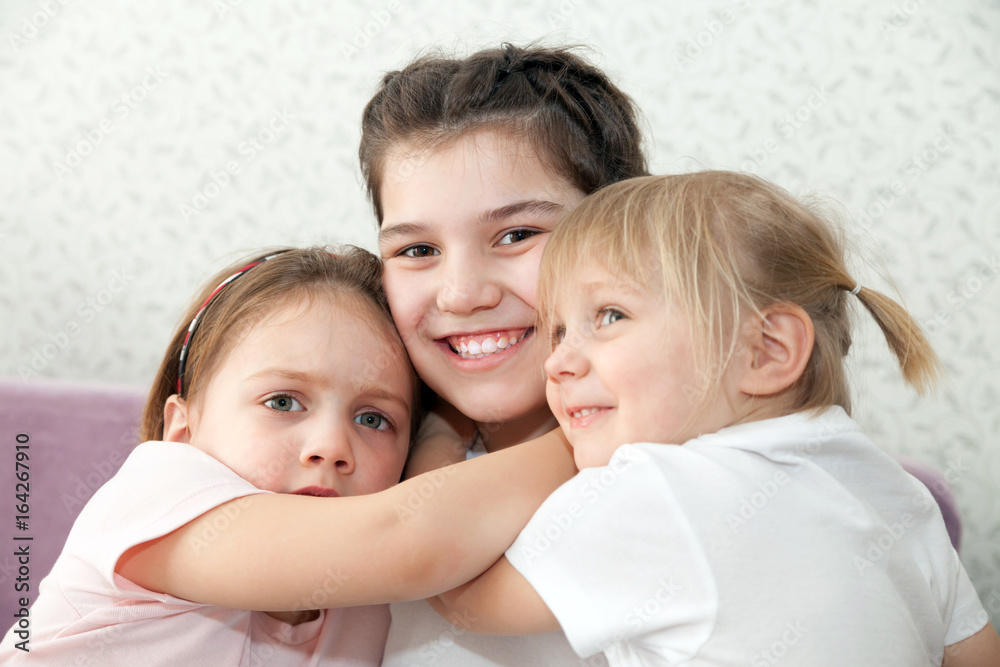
0, 246, 577, 665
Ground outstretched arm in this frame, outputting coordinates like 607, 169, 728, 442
943, 622, 1000, 667
117, 429, 574, 612
428, 556, 558, 635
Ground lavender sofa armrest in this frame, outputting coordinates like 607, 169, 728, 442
0, 377, 146, 627
893, 454, 963, 553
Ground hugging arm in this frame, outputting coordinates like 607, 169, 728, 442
428, 556, 558, 635
943, 622, 1000, 667
116, 429, 574, 612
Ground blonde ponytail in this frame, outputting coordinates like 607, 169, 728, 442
852, 286, 942, 395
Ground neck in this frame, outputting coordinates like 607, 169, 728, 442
476, 404, 559, 453
265, 609, 320, 625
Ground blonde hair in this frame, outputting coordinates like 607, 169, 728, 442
539, 172, 941, 415
141, 245, 417, 442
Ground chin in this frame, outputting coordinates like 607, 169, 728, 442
443, 385, 547, 427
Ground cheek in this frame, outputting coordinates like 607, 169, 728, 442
507, 248, 544, 310
545, 380, 564, 419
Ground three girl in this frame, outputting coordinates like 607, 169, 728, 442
428, 172, 1000, 665
0, 247, 577, 664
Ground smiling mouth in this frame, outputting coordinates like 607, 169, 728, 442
442, 328, 532, 360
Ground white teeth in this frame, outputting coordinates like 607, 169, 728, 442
449, 332, 528, 359
571, 408, 600, 418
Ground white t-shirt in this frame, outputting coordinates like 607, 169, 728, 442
507, 407, 988, 666
0, 441, 390, 666
381, 444, 606, 667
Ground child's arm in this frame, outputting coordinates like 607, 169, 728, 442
428, 556, 558, 635
943, 622, 1000, 666
117, 428, 574, 612
403, 400, 477, 478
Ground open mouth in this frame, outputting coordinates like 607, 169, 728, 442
442, 327, 533, 360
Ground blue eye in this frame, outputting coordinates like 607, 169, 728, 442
550, 324, 566, 348
354, 412, 392, 431
598, 309, 625, 327
265, 395, 304, 412
399, 244, 439, 258
497, 229, 539, 246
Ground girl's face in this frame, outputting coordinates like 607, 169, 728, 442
543, 263, 742, 469
182, 296, 413, 496
378, 131, 586, 435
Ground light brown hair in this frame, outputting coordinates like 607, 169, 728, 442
359, 42, 649, 223
539, 172, 941, 415
140, 246, 417, 442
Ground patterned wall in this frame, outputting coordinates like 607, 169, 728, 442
2, 0, 998, 625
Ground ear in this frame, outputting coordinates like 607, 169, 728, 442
162, 394, 193, 443
737, 303, 814, 398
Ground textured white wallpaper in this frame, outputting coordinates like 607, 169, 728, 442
1, 0, 998, 625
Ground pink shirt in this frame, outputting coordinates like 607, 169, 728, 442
0, 441, 388, 665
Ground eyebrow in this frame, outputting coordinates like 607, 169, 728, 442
378, 199, 566, 246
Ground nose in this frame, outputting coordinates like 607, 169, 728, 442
300, 425, 356, 475
435, 252, 502, 315
544, 335, 589, 383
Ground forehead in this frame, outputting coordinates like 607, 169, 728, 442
225, 294, 411, 387
549, 263, 646, 308
379, 130, 581, 224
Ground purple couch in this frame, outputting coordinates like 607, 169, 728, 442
0, 377, 964, 631
1, 377, 145, 629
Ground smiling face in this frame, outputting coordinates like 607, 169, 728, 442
183, 295, 413, 497
377, 131, 586, 446
544, 263, 742, 469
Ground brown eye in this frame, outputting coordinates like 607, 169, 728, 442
497, 229, 539, 246
400, 245, 439, 258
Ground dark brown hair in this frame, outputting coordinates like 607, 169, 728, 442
140, 246, 417, 442
540, 172, 941, 417
359, 42, 649, 222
